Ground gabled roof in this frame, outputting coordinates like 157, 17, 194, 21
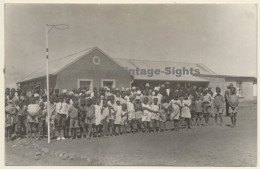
113, 58, 215, 82
18, 47, 216, 83
18, 47, 99, 83
114, 58, 216, 75
196, 73, 257, 80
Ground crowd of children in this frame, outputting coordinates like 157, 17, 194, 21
5, 82, 239, 142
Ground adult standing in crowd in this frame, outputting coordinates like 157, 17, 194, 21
164, 82, 174, 102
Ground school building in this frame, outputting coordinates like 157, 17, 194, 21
17, 47, 257, 100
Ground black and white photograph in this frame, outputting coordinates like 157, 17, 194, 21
4, 3, 257, 166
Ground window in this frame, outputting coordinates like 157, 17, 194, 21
78, 79, 93, 91
92, 56, 101, 65
236, 81, 242, 97
101, 79, 115, 88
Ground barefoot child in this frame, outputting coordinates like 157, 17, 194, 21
65, 96, 72, 138
151, 97, 160, 132
213, 87, 224, 126
195, 94, 203, 126
27, 98, 39, 139
85, 98, 95, 139
181, 94, 192, 129
159, 96, 168, 132
94, 98, 102, 137
68, 100, 79, 139
37, 102, 47, 140
121, 103, 128, 135
189, 93, 196, 127
108, 95, 117, 136
202, 89, 213, 126
56, 96, 69, 140
49, 97, 57, 139
5, 100, 17, 141
127, 95, 136, 134
169, 94, 181, 131
142, 97, 156, 133
141, 97, 150, 132
17, 100, 28, 139
78, 98, 87, 138
114, 98, 122, 135
134, 96, 143, 133
101, 99, 110, 137
229, 87, 239, 127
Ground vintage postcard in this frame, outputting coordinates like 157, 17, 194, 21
3, 2, 257, 166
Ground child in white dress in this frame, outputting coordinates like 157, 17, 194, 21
151, 98, 159, 132
94, 98, 102, 137
100, 100, 110, 137
134, 96, 143, 133
181, 94, 192, 129
169, 95, 182, 131
127, 95, 136, 134
203, 90, 213, 126
142, 97, 156, 133
114, 98, 122, 135
121, 103, 128, 135
159, 96, 168, 132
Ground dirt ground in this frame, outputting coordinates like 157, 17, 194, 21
5, 101, 257, 166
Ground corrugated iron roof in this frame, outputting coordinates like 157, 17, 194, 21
18, 47, 215, 83
113, 58, 215, 82
133, 74, 209, 82
18, 47, 97, 83
114, 58, 216, 75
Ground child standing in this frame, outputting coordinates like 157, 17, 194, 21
121, 103, 128, 135
213, 87, 225, 126
142, 97, 154, 133
85, 98, 95, 139
27, 98, 39, 139
189, 93, 196, 127
169, 95, 182, 131
78, 98, 87, 138
181, 94, 192, 129
134, 96, 143, 133
108, 95, 117, 136
229, 87, 239, 127
17, 100, 27, 139
94, 98, 102, 137
159, 96, 168, 132
127, 95, 136, 134
151, 98, 159, 132
5, 100, 17, 141
65, 97, 72, 138
37, 102, 47, 140
101, 99, 110, 137
56, 96, 69, 140
195, 94, 203, 126
114, 98, 122, 135
49, 97, 57, 139
202, 89, 213, 126
68, 100, 79, 140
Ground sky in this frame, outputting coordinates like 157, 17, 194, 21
5, 4, 257, 87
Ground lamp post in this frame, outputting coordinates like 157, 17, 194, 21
46, 24, 69, 143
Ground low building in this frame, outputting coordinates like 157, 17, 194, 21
17, 47, 257, 100
197, 74, 257, 100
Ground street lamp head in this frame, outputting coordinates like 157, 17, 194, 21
53, 24, 69, 30
47, 24, 69, 33
48, 24, 69, 30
